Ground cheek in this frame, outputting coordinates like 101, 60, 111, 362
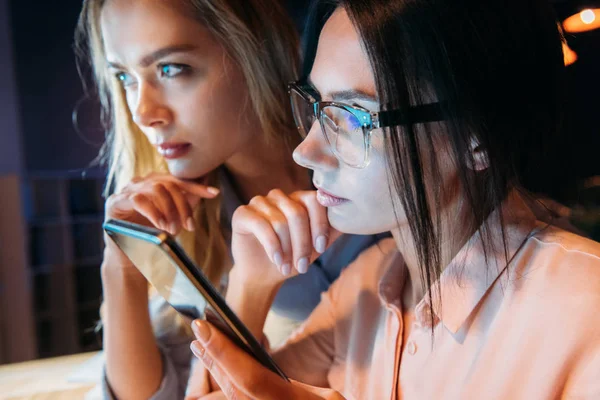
175, 73, 253, 151
191, 68, 254, 145
329, 151, 399, 235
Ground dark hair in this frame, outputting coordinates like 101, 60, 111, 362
304, 0, 566, 319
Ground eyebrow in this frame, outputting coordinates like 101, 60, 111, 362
306, 76, 378, 103
107, 44, 198, 69
330, 89, 377, 103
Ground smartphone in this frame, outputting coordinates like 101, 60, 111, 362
103, 219, 288, 381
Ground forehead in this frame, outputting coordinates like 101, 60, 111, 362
100, 0, 214, 62
309, 8, 375, 98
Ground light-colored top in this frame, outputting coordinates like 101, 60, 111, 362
273, 194, 600, 399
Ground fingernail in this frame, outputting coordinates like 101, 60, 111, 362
170, 222, 178, 235
192, 320, 211, 343
297, 257, 309, 274
190, 341, 204, 358
186, 217, 195, 232
273, 252, 283, 267
159, 219, 167, 231
281, 263, 291, 276
207, 187, 220, 195
315, 236, 327, 254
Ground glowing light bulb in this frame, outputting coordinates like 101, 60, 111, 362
581, 9, 596, 24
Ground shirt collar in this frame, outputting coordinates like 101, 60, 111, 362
377, 191, 539, 333
430, 191, 538, 334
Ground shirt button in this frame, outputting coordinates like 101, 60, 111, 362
407, 341, 417, 355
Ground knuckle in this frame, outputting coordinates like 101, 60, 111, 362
248, 195, 267, 207
232, 205, 250, 222
270, 218, 289, 235
164, 205, 178, 218
290, 190, 312, 202
200, 352, 213, 371
206, 336, 224, 360
267, 188, 285, 198
151, 181, 167, 193
316, 222, 330, 234
285, 203, 308, 222
129, 192, 144, 203
105, 193, 118, 207
161, 180, 177, 192
297, 239, 313, 252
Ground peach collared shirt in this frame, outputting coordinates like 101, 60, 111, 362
273, 196, 600, 399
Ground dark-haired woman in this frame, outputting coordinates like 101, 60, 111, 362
189, 0, 600, 398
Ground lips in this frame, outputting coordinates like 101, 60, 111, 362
316, 187, 349, 207
156, 142, 192, 159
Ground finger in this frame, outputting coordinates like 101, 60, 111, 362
162, 175, 221, 198
291, 191, 332, 255
191, 321, 290, 400
151, 182, 182, 235
105, 192, 131, 219
162, 181, 195, 232
247, 197, 293, 275
190, 342, 250, 400
268, 190, 312, 274
130, 193, 167, 230
232, 206, 285, 269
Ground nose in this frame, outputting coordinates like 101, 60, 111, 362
293, 120, 338, 172
131, 82, 173, 128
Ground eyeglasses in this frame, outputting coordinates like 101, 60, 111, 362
288, 81, 446, 168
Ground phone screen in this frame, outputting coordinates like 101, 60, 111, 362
110, 230, 208, 320
104, 220, 288, 380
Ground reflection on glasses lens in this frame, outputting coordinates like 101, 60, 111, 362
321, 106, 366, 167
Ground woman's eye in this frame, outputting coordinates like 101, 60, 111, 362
159, 64, 186, 78
115, 71, 135, 87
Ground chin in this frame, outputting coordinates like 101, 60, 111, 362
327, 209, 394, 236
167, 163, 212, 181
169, 170, 202, 180
328, 210, 370, 235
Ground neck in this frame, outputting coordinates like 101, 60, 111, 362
391, 194, 476, 309
224, 130, 311, 203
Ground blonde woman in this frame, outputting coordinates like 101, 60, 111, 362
75, 0, 380, 399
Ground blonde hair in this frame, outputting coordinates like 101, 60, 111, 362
75, 0, 300, 285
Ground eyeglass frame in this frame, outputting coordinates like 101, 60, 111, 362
288, 81, 446, 168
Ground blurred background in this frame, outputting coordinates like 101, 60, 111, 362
0, 0, 598, 369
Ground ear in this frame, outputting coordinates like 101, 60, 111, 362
466, 136, 489, 172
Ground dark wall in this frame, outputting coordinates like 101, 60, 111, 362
9, 0, 104, 174
0, 0, 23, 175
564, 29, 600, 179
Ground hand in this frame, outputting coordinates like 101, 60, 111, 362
231, 190, 341, 285
190, 320, 323, 400
106, 173, 220, 234
103, 173, 220, 273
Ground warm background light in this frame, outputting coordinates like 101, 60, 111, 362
562, 42, 578, 66
581, 9, 596, 24
564, 8, 600, 32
